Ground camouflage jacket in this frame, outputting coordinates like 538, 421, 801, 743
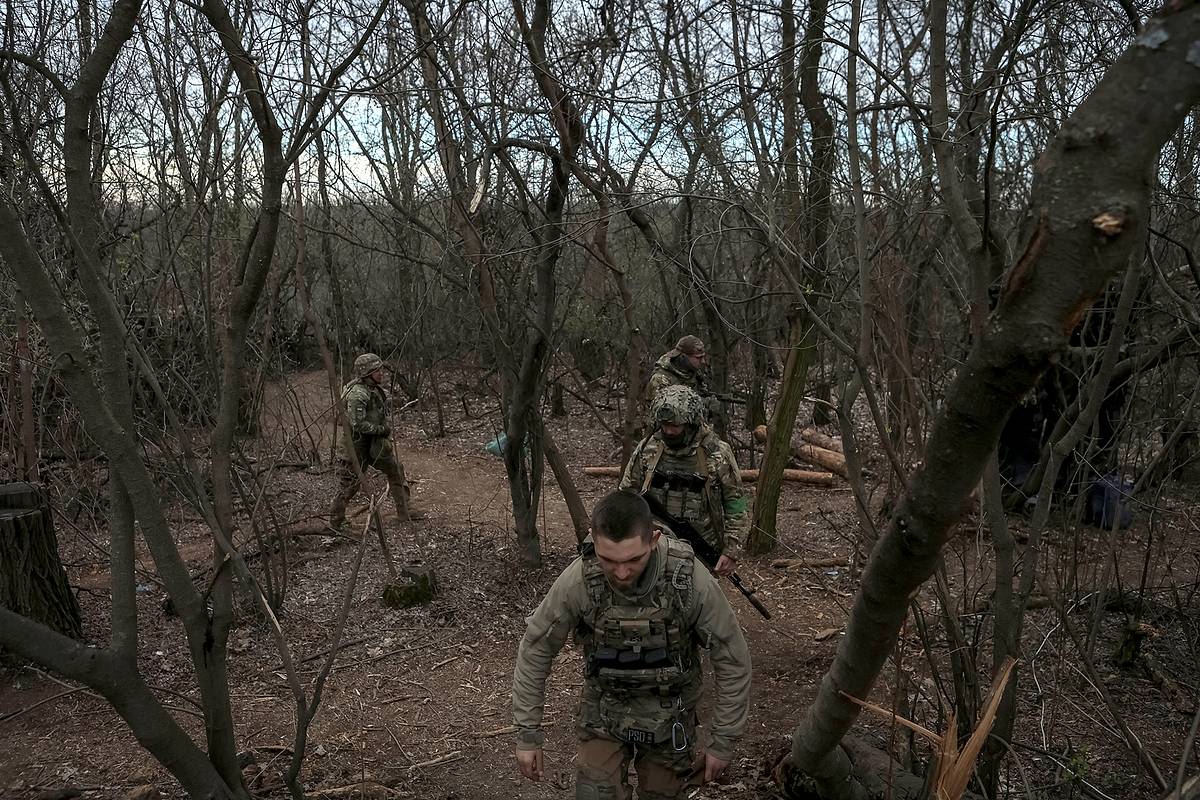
339, 378, 390, 460
511, 536, 751, 760
646, 351, 709, 405
618, 426, 750, 554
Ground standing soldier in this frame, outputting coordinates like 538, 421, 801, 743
646, 335, 710, 405
512, 489, 752, 798
620, 385, 748, 576
328, 353, 423, 528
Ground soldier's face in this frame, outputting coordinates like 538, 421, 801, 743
593, 528, 661, 590
660, 421, 688, 447
684, 351, 706, 371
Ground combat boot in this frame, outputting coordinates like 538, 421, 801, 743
389, 482, 426, 521
394, 496, 428, 521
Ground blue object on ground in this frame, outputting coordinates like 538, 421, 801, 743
485, 432, 509, 456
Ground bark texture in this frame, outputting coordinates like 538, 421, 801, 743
0, 483, 82, 640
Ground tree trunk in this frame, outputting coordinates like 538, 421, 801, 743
747, 310, 815, 554
0, 483, 83, 640
541, 424, 589, 543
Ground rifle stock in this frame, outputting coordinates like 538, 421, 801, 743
640, 493, 771, 619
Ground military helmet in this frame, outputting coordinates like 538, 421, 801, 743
651, 385, 704, 427
353, 352, 384, 378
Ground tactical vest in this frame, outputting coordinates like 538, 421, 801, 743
577, 538, 699, 699
636, 431, 726, 550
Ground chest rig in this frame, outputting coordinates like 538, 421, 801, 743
577, 538, 699, 699
637, 431, 724, 547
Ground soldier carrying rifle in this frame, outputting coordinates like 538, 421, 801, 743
620, 385, 749, 578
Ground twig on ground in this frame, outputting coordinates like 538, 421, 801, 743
296, 635, 369, 665
769, 557, 849, 570
408, 750, 464, 772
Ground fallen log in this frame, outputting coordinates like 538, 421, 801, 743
581, 466, 837, 486
799, 426, 843, 453
754, 425, 847, 478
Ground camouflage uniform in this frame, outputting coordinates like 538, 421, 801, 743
621, 386, 750, 556
328, 354, 415, 526
646, 351, 709, 407
512, 535, 752, 799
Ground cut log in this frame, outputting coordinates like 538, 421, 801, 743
768, 469, 838, 486
754, 425, 847, 477
581, 466, 627, 478
0, 482, 83, 640
799, 426, 843, 453
581, 466, 837, 486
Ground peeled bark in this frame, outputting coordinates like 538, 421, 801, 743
781, 5, 1200, 794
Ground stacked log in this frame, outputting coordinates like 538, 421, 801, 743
580, 466, 836, 486
752, 425, 847, 478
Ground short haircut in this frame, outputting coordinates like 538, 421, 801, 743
591, 490, 653, 542
675, 335, 705, 355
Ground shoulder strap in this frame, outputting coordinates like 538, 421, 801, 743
660, 538, 695, 613
580, 550, 609, 616
639, 436, 665, 494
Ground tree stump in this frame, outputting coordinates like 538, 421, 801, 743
381, 565, 438, 609
0, 482, 83, 639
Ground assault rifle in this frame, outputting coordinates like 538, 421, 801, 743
640, 493, 771, 619
702, 390, 747, 406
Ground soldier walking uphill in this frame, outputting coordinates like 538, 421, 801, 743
620, 385, 749, 577
328, 353, 424, 528
512, 490, 752, 799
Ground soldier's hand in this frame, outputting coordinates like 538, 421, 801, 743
516, 746, 544, 781
703, 751, 731, 783
714, 553, 737, 577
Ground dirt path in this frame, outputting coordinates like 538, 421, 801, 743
2, 369, 1196, 799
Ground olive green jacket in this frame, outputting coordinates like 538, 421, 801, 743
511, 537, 752, 760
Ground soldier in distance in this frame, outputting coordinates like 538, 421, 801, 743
327, 353, 425, 527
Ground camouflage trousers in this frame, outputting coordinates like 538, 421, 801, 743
575, 699, 703, 800
328, 451, 412, 525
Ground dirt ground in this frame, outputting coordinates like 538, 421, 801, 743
2, 369, 1197, 799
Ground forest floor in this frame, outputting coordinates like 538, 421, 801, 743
2, 368, 1198, 800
